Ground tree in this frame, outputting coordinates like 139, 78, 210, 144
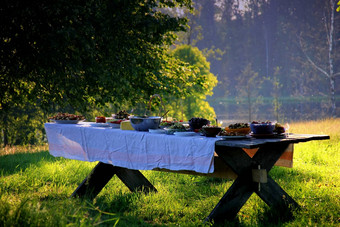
165, 45, 218, 120
236, 63, 263, 122
0, 0, 197, 146
299, 0, 340, 118
272, 67, 283, 122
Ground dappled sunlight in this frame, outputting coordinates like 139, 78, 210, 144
0, 145, 49, 156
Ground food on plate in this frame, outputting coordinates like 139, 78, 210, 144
95, 116, 106, 123
113, 110, 130, 119
164, 122, 186, 135
49, 113, 85, 121
273, 123, 285, 134
188, 117, 210, 131
228, 123, 249, 129
160, 120, 184, 128
109, 119, 123, 124
160, 120, 175, 127
224, 123, 251, 136
168, 123, 186, 130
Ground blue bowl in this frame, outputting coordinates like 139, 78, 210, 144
250, 122, 275, 134
130, 116, 161, 131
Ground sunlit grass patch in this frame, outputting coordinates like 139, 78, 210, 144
0, 144, 49, 156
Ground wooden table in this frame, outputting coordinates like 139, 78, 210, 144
69, 133, 329, 223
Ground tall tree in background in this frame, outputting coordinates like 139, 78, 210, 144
299, 0, 340, 118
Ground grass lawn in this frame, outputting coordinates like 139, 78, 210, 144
0, 119, 339, 226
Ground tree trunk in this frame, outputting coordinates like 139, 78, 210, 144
328, 0, 336, 117
3, 114, 9, 147
330, 76, 336, 117
247, 92, 252, 122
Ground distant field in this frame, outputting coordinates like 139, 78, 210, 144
210, 96, 340, 123
0, 119, 339, 226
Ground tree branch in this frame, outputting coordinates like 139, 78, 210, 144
323, 10, 330, 45
333, 72, 340, 77
298, 36, 330, 78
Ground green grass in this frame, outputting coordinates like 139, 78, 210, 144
1, 119, 339, 226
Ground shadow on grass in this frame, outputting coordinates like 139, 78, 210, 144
81, 193, 162, 227
0, 151, 59, 176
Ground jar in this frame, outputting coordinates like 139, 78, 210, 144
95, 116, 106, 123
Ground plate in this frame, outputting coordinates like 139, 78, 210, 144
107, 122, 121, 128
53, 119, 85, 124
174, 132, 197, 137
249, 133, 284, 138
149, 129, 166, 134
217, 135, 248, 139
89, 122, 110, 127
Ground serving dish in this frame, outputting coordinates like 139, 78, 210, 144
250, 121, 275, 134
130, 116, 162, 131
201, 126, 221, 137
53, 119, 85, 124
225, 127, 251, 135
49, 113, 85, 124
217, 135, 248, 139
107, 122, 121, 128
149, 129, 166, 134
173, 132, 197, 137
250, 133, 285, 138
188, 117, 210, 131
89, 122, 110, 127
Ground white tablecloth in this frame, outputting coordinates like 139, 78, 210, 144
45, 123, 220, 173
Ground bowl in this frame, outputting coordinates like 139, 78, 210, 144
202, 127, 221, 137
130, 116, 161, 131
250, 122, 275, 134
164, 128, 184, 135
107, 122, 121, 128
188, 118, 210, 131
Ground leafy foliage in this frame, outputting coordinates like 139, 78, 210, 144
0, 0, 209, 145
164, 45, 218, 121
1, 0, 194, 112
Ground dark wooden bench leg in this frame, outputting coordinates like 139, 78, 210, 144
256, 176, 300, 211
205, 175, 254, 222
207, 143, 297, 222
71, 162, 157, 200
114, 165, 157, 193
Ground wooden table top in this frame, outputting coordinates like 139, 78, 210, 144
215, 133, 330, 149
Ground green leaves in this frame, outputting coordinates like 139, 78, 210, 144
0, 0, 193, 111
0, 0, 197, 145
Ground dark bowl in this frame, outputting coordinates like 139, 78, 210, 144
130, 116, 161, 131
250, 122, 275, 134
202, 127, 221, 137
188, 118, 210, 131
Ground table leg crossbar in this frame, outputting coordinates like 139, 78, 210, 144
71, 162, 157, 200
206, 142, 300, 222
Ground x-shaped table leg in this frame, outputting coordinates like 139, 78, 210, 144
71, 162, 157, 200
206, 142, 300, 222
